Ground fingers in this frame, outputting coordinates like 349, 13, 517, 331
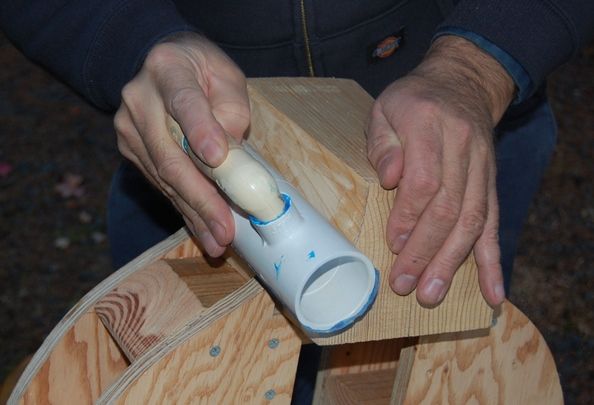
382, 109, 496, 307
366, 102, 404, 189
389, 122, 468, 301
473, 159, 505, 306
116, 66, 236, 256
411, 148, 488, 306
154, 61, 228, 167
208, 67, 250, 142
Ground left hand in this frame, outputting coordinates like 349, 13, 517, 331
366, 36, 515, 307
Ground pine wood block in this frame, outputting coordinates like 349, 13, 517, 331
400, 301, 562, 404
94, 257, 249, 361
322, 369, 397, 405
97, 282, 301, 404
246, 77, 493, 344
313, 338, 416, 405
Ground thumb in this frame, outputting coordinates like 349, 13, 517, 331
366, 103, 403, 189
209, 72, 251, 143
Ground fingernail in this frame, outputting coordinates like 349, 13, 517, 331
392, 274, 417, 295
390, 231, 410, 253
493, 283, 505, 304
200, 137, 225, 166
208, 220, 227, 244
423, 278, 446, 303
198, 230, 219, 254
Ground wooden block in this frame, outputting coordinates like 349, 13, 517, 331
400, 301, 562, 404
97, 281, 301, 404
313, 338, 415, 405
323, 370, 397, 405
247, 77, 493, 344
95, 257, 249, 361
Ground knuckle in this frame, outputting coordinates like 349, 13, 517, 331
459, 210, 486, 236
409, 170, 440, 196
157, 155, 186, 183
430, 201, 460, 225
394, 206, 418, 226
416, 98, 441, 118
113, 108, 131, 137
169, 87, 201, 118
144, 43, 176, 71
120, 82, 139, 107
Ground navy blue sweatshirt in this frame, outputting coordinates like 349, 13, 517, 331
1, 0, 593, 110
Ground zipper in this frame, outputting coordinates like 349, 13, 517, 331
299, 0, 315, 76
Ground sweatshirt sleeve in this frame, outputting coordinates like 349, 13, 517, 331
0, 1, 196, 110
434, 0, 594, 102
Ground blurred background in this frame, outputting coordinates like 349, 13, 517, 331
1, 33, 592, 403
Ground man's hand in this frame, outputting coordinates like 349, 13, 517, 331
366, 36, 515, 307
114, 32, 250, 257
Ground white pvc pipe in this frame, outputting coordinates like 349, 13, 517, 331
232, 146, 379, 335
168, 117, 378, 335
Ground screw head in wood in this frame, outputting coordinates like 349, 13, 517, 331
265, 389, 276, 400
268, 338, 280, 349
209, 345, 221, 357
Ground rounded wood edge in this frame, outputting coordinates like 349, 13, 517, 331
7, 228, 193, 404
401, 300, 563, 405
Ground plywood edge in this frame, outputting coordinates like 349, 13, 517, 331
7, 228, 194, 404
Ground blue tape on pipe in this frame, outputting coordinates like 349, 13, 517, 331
304, 267, 381, 336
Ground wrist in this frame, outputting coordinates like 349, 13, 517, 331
416, 35, 515, 124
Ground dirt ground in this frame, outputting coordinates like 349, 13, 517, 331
1, 33, 592, 403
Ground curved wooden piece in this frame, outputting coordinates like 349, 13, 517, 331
7, 229, 194, 405
398, 300, 562, 404
7, 229, 292, 405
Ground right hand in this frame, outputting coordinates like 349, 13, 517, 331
114, 32, 250, 256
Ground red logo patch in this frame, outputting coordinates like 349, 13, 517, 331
368, 28, 405, 63
373, 36, 402, 59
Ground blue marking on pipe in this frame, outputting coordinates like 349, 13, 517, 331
303, 268, 381, 336
273, 255, 285, 280
307, 250, 316, 260
181, 135, 190, 154
249, 193, 291, 225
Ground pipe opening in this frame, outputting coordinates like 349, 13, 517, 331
298, 256, 375, 331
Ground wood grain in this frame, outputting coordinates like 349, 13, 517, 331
247, 77, 493, 345
94, 257, 250, 361
18, 312, 129, 405
8, 229, 197, 404
98, 281, 301, 404
401, 301, 563, 404
313, 338, 413, 405
322, 370, 397, 405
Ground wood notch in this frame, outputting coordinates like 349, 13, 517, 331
98, 285, 302, 404
95, 257, 250, 361
246, 77, 493, 344
313, 338, 416, 405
